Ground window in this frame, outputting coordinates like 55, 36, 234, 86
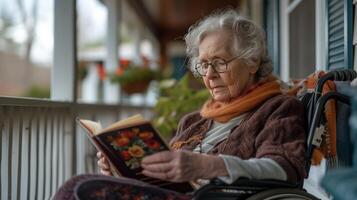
288, 0, 316, 79
270, 0, 317, 81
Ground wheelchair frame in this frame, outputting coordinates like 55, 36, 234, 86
191, 69, 357, 200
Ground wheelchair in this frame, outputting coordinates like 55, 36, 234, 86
191, 69, 357, 200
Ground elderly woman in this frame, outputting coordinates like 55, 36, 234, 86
55, 10, 306, 199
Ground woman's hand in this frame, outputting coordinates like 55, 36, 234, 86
141, 150, 228, 182
97, 151, 113, 176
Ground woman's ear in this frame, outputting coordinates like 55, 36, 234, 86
247, 58, 260, 74
248, 64, 259, 74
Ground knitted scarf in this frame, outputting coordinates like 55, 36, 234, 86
170, 76, 282, 150
200, 75, 282, 123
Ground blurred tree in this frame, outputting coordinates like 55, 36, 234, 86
16, 0, 39, 60
24, 85, 50, 98
0, 0, 39, 60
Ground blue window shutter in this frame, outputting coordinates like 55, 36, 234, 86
326, 0, 353, 70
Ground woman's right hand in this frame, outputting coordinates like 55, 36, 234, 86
97, 151, 113, 176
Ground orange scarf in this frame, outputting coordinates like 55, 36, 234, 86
200, 76, 282, 123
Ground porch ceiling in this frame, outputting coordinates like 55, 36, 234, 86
127, 0, 241, 41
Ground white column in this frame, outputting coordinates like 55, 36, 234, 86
151, 38, 160, 69
145, 30, 160, 68
315, 0, 327, 71
82, 63, 99, 103
52, 0, 77, 101
133, 27, 143, 65
103, 0, 121, 103
280, 0, 290, 82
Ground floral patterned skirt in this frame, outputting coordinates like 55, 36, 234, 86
53, 174, 192, 200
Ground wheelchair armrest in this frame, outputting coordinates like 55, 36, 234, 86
223, 178, 299, 188
192, 178, 299, 200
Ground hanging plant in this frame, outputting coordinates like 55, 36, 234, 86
110, 59, 162, 94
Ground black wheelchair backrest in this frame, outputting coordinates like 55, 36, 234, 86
304, 69, 357, 174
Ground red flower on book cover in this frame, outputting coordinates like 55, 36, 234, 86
121, 130, 135, 139
115, 136, 130, 147
145, 139, 161, 150
120, 150, 132, 161
138, 131, 153, 141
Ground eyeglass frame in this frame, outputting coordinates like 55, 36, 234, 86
194, 56, 240, 76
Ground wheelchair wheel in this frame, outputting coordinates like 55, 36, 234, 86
246, 188, 320, 200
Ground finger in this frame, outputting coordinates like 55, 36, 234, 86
141, 151, 172, 165
97, 151, 103, 159
142, 170, 169, 181
141, 162, 172, 173
97, 158, 110, 170
100, 169, 112, 176
98, 162, 109, 170
100, 157, 109, 165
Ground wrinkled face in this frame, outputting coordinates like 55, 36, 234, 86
198, 29, 258, 102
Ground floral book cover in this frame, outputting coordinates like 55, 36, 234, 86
94, 122, 194, 193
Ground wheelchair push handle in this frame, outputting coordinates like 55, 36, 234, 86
331, 69, 357, 82
317, 69, 357, 90
315, 69, 357, 100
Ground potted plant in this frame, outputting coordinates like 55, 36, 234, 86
110, 59, 161, 94
153, 74, 210, 140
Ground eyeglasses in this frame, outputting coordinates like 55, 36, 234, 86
194, 56, 239, 76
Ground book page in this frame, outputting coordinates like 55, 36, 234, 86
78, 119, 103, 136
98, 114, 146, 135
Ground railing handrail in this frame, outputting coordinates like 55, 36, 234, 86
0, 96, 153, 110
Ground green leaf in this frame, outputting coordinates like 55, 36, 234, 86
154, 74, 210, 137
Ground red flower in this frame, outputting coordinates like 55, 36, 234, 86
141, 55, 149, 68
145, 139, 161, 150
96, 64, 106, 80
115, 67, 124, 76
138, 131, 153, 141
115, 136, 130, 147
120, 59, 130, 68
121, 130, 135, 139
120, 150, 131, 161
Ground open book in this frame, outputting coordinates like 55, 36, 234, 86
77, 114, 194, 193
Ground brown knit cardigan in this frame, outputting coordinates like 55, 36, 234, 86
169, 94, 307, 184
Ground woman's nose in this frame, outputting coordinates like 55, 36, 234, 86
205, 65, 218, 78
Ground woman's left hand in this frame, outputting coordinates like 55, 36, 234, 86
141, 150, 227, 182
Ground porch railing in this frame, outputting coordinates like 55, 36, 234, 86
0, 97, 153, 200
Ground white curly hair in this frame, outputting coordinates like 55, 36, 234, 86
185, 9, 272, 80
